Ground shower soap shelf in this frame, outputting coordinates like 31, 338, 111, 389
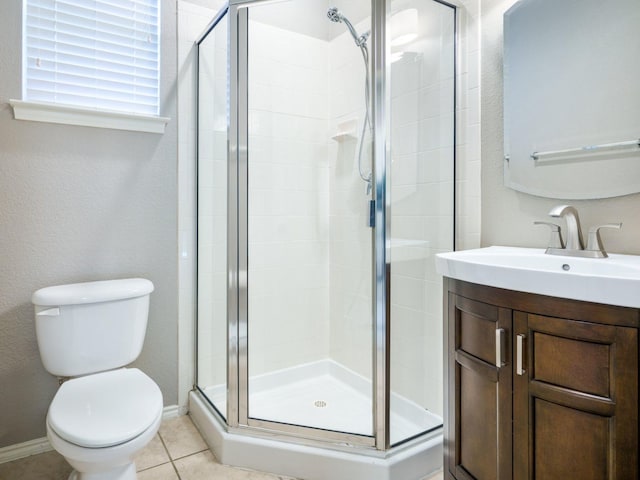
331, 119, 358, 142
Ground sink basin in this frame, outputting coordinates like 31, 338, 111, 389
435, 246, 640, 308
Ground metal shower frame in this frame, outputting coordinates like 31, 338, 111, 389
196, 0, 456, 452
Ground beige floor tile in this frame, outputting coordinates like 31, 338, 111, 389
135, 434, 171, 471
0, 450, 72, 480
173, 450, 225, 479
137, 462, 179, 480
158, 415, 208, 460
174, 450, 291, 480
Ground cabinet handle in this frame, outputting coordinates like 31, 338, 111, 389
495, 328, 506, 367
516, 334, 526, 375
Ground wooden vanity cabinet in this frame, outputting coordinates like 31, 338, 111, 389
445, 279, 639, 480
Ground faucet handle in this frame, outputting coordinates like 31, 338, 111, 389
534, 221, 565, 249
586, 223, 622, 255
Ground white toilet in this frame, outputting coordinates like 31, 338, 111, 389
32, 278, 163, 480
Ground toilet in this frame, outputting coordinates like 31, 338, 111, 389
32, 278, 163, 480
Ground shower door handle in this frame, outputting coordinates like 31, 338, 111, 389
368, 200, 375, 227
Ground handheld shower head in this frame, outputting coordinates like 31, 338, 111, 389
326, 7, 369, 47
325, 6, 373, 194
327, 7, 342, 23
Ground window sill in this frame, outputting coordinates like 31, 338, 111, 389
9, 100, 170, 134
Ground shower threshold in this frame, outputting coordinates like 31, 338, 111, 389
190, 359, 443, 480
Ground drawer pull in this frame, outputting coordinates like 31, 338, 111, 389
516, 334, 526, 375
495, 328, 506, 367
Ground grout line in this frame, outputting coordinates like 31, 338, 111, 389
165, 447, 209, 462
156, 432, 171, 459
156, 433, 181, 479
136, 459, 172, 473
171, 459, 182, 480
171, 449, 206, 460
170, 448, 209, 462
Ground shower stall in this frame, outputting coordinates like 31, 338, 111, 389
192, 0, 456, 478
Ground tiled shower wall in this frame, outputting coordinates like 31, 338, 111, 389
456, 0, 481, 252
244, 3, 461, 418
388, 2, 456, 418
247, 20, 332, 375
327, 18, 374, 383
329, 0, 482, 417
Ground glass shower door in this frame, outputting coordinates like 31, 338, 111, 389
387, 0, 454, 445
243, 0, 374, 439
196, 9, 229, 420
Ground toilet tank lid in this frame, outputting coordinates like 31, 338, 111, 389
32, 278, 154, 306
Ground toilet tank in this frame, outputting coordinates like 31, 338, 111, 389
32, 278, 154, 377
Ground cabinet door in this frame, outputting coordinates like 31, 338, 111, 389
447, 294, 512, 480
513, 312, 638, 480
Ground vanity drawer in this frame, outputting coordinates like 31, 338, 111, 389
527, 314, 621, 398
530, 321, 611, 397
456, 295, 500, 366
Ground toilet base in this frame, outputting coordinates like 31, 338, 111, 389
67, 462, 136, 480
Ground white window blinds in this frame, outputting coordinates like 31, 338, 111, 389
23, 0, 160, 116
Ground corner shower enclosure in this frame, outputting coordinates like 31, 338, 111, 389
195, 0, 455, 477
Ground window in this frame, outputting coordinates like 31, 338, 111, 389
12, 0, 168, 132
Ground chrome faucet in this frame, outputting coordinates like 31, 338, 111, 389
548, 205, 584, 250
535, 205, 621, 258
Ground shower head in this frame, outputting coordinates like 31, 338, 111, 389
326, 7, 369, 47
327, 7, 342, 23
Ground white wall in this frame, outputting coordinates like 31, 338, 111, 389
480, 0, 640, 254
0, 0, 178, 447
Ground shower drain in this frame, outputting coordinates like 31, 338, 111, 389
314, 400, 327, 408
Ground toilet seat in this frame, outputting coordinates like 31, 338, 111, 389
48, 368, 163, 448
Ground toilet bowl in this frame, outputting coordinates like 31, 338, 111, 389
32, 279, 161, 480
46, 368, 163, 480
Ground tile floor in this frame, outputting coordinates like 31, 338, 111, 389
0, 415, 444, 480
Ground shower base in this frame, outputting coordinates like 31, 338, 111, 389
189, 360, 443, 480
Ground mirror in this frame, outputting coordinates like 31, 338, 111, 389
503, 0, 640, 199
